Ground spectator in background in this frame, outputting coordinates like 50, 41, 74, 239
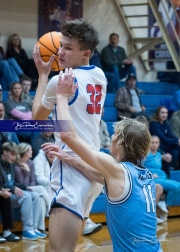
169, 110, 180, 139
0, 46, 27, 91
144, 135, 180, 221
135, 115, 149, 128
6, 34, 38, 90
99, 107, 111, 154
0, 189, 20, 242
170, 89, 180, 112
155, 184, 167, 224
4, 82, 32, 120
149, 106, 180, 170
136, 114, 172, 176
33, 149, 55, 194
4, 82, 33, 143
31, 132, 55, 158
0, 101, 5, 119
0, 102, 19, 145
101, 33, 136, 91
21, 76, 34, 109
114, 73, 147, 120
89, 48, 116, 93
15, 143, 48, 235
0, 142, 41, 240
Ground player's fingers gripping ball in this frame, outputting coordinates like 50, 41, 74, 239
37, 31, 62, 71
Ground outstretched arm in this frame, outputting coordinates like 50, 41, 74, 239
32, 45, 54, 119
42, 143, 104, 185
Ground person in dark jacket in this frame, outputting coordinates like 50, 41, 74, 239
101, 33, 137, 90
6, 34, 38, 90
149, 106, 180, 169
0, 142, 44, 240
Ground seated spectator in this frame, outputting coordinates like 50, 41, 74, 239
155, 184, 168, 224
149, 106, 180, 169
0, 189, 20, 242
0, 101, 19, 145
0, 46, 27, 91
136, 114, 172, 176
101, 33, 136, 90
4, 82, 33, 142
6, 34, 38, 90
99, 107, 111, 154
114, 73, 147, 120
15, 143, 49, 234
89, 48, 116, 93
31, 132, 55, 158
144, 135, 180, 221
135, 115, 149, 128
33, 149, 54, 193
21, 76, 34, 109
0, 101, 5, 119
4, 82, 32, 120
170, 89, 180, 112
0, 142, 44, 240
169, 110, 180, 139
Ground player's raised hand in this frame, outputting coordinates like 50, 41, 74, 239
41, 142, 61, 154
42, 143, 70, 162
33, 44, 55, 76
56, 68, 78, 97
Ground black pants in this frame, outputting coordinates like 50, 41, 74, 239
0, 196, 13, 231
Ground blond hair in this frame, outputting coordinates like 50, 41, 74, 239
16, 142, 31, 166
114, 118, 151, 166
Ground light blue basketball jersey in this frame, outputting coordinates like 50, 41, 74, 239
105, 162, 163, 252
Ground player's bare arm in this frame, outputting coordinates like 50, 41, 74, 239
55, 68, 125, 198
42, 142, 104, 185
32, 45, 54, 119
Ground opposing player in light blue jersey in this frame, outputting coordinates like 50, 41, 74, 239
33, 19, 107, 252
43, 69, 163, 252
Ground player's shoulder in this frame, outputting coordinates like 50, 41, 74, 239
49, 74, 59, 83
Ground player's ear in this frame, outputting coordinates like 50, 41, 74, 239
83, 50, 91, 58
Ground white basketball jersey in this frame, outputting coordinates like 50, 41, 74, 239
42, 65, 106, 218
42, 65, 107, 155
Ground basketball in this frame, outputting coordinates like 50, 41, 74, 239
37, 31, 62, 71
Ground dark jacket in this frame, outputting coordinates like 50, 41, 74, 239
0, 156, 26, 193
149, 121, 179, 149
101, 45, 127, 71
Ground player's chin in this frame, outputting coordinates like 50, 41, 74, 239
59, 61, 72, 70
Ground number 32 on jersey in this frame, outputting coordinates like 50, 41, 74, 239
86, 84, 102, 114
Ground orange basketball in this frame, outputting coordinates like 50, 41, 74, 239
37, 31, 62, 71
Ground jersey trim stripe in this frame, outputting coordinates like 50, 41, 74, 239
51, 201, 83, 220
76, 65, 95, 70
106, 163, 132, 204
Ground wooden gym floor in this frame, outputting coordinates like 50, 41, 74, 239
0, 216, 180, 252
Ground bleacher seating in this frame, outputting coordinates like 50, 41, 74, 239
102, 81, 179, 136
0, 81, 180, 230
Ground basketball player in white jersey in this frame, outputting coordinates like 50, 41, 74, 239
33, 19, 107, 252
43, 70, 163, 252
